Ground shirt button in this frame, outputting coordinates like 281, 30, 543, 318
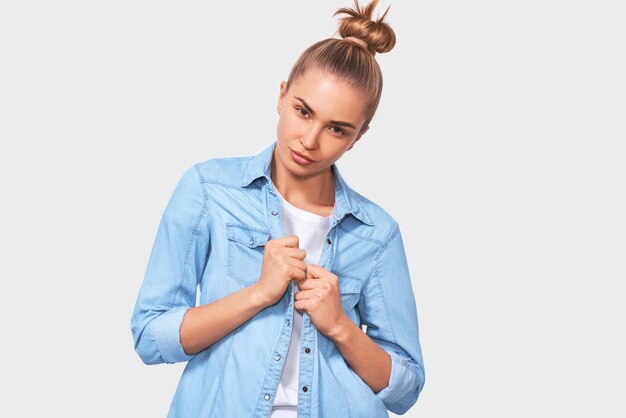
249, 239, 254, 245
285, 319, 290, 326
304, 348, 311, 353
275, 354, 281, 361
264, 394, 271, 400
326, 238, 331, 244
271, 210, 278, 216
302, 386, 308, 392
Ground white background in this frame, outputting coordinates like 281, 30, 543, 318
1, 0, 624, 416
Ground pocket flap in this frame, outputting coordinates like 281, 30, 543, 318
226, 223, 271, 248
336, 273, 363, 294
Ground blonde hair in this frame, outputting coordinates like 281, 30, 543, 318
284, 0, 397, 133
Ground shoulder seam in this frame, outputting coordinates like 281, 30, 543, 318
195, 157, 254, 190
376, 223, 401, 263
336, 222, 386, 246
362, 223, 402, 345
165, 164, 210, 309
193, 163, 209, 203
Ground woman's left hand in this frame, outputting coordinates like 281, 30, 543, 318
294, 264, 348, 338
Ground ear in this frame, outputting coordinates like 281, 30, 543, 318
277, 81, 288, 115
347, 124, 369, 151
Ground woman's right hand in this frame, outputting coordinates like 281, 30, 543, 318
255, 235, 307, 306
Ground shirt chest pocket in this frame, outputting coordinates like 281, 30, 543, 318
336, 273, 363, 314
226, 223, 272, 287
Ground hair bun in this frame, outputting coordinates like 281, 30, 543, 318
333, 0, 396, 55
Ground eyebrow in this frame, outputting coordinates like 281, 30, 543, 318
293, 96, 358, 129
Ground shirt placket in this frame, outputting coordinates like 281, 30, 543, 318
254, 180, 339, 418
299, 222, 338, 418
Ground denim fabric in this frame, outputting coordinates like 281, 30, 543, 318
130, 140, 426, 417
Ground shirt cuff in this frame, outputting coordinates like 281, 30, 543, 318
374, 351, 419, 404
151, 307, 195, 364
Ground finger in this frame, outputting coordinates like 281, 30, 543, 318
306, 264, 322, 279
289, 266, 306, 282
295, 277, 306, 291
296, 277, 320, 291
305, 265, 338, 287
275, 234, 300, 248
294, 299, 310, 314
294, 300, 304, 314
296, 289, 324, 302
283, 256, 307, 276
303, 277, 337, 296
284, 247, 307, 262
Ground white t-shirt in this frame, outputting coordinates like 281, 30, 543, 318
269, 180, 333, 418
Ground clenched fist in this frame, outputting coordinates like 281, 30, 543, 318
256, 235, 307, 305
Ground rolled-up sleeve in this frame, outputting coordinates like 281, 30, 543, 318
358, 223, 426, 415
130, 164, 210, 365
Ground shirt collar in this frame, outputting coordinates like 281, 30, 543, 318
241, 140, 374, 227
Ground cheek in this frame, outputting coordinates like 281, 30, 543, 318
276, 115, 290, 139
329, 144, 351, 160
278, 113, 306, 137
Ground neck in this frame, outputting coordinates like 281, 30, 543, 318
270, 147, 335, 214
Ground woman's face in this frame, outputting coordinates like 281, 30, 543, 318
275, 68, 369, 177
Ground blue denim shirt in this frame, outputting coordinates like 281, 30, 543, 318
130, 140, 425, 417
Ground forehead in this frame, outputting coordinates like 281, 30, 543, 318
289, 69, 367, 121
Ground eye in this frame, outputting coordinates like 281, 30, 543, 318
295, 106, 310, 118
330, 126, 346, 136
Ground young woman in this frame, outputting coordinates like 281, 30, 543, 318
130, 1, 425, 417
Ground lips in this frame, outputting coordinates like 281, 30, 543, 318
291, 149, 314, 162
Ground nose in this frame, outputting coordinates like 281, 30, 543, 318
301, 123, 322, 149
